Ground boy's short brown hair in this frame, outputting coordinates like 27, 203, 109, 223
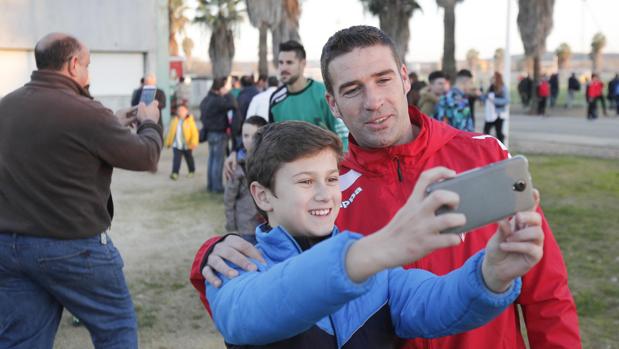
246, 121, 343, 216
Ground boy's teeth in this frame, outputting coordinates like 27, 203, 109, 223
310, 209, 330, 216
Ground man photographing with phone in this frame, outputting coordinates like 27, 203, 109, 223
191, 25, 580, 348
132, 72, 167, 127
0, 33, 162, 348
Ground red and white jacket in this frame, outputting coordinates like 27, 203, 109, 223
190, 107, 581, 349
336, 107, 580, 349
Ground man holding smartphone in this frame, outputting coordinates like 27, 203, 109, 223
132, 73, 167, 127
192, 26, 580, 348
0, 33, 162, 348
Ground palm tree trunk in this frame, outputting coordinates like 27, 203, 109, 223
592, 52, 600, 73
258, 22, 269, 76
378, 8, 410, 64
442, 3, 456, 80
209, 22, 235, 79
529, 54, 540, 114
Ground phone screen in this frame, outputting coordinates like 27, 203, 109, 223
140, 86, 157, 105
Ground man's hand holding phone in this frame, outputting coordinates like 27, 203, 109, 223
136, 101, 160, 125
482, 190, 544, 293
115, 106, 138, 127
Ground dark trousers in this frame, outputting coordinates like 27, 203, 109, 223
483, 118, 505, 143
172, 148, 195, 174
587, 99, 599, 119
207, 132, 227, 193
537, 97, 547, 115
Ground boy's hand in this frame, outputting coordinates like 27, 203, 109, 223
481, 190, 544, 293
346, 167, 465, 282
224, 152, 237, 181
202, 235, 266, 288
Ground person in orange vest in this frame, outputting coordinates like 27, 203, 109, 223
536, 75, 550, 115
586, 73, 606, 120
165, 103, 199, 179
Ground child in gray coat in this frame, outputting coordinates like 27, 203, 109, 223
224, 116, 267, 243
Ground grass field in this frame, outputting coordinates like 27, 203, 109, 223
527, 154, 619, 348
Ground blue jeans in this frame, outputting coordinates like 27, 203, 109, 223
0, 232, 137, 349
207, 131, 227, 193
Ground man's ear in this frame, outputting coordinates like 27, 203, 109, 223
66, 55, 79, 78
250, 181, 274, 213
400, 64, 411, 95
325, 93, 342, 119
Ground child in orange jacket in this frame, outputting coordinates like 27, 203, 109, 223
165, 104, 199, 180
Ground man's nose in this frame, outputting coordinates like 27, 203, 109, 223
363, 85, 383, 111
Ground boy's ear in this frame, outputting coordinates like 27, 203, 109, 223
250, 181, 274, 213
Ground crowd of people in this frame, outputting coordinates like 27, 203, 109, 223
407, 69, 510, 143
517, 72, 619, 119
0, 27, 583, 349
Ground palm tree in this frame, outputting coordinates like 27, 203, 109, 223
590, 32, 606, 73
194, 0, 244, 78
436, 0, 463, 80
517, 0, 555, 113
246, 0, 281, 76
494, 48, 505, 74
555, 42, 571, 70
169, 0, 191, 56
271, 0, 302, 68
465, 48, 479, 73
360, 0, 422, 64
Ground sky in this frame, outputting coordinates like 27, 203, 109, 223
185, 0, 617, 63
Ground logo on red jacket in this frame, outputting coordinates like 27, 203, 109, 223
341, 187, 363, 208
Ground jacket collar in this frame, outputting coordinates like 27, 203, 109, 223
341, 106, 458, 176
28, 70, 93, 99
255, 224, 339, 263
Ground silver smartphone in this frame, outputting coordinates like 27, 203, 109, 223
426, 155, 536, 234
139, 85, 157, 105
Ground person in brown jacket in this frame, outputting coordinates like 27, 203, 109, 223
0, 33, 162, 348
418, 70, 448, 117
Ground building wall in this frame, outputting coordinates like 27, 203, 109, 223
0, 0, 169, 119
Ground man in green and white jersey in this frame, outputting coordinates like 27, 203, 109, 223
224, 41, 349, 180
269, 40, 349, 151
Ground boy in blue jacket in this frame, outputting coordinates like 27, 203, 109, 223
206, 121, 544, 348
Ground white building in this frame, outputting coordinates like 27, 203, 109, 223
0, 0, 170, 122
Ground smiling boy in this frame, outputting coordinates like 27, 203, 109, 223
205, 121, 544, 348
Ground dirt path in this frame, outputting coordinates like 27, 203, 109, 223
54, 145, 225, 349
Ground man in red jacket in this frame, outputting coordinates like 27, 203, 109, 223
191, 26, 581, 348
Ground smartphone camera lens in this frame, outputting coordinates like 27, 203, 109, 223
513, 180, 526, 192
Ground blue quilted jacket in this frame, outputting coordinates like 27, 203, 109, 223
206, 225, 521, 348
